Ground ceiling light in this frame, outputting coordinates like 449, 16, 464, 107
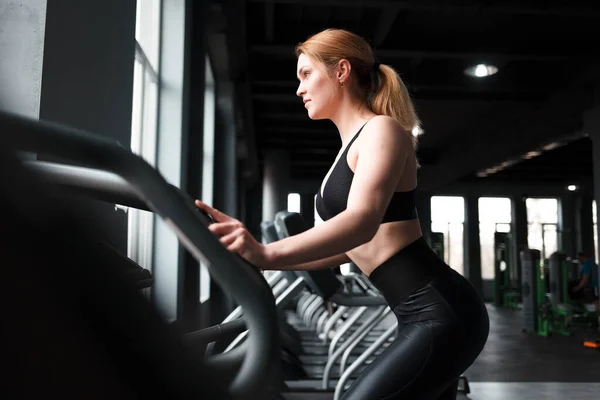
522, 150, 542, 159
412, 125, 424, 137
567, 185, 578, 191
542, 141, 563, 151
465, 63, 498, 78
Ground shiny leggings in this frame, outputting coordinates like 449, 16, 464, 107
341, 238, 490, 400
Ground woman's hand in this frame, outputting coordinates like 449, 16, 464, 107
195, 200, 272, 269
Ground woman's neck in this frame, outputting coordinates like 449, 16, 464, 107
330, 99, 377, 146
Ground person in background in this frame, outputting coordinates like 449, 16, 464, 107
570, 251, 599, 304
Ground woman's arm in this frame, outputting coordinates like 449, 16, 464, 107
265, 252, 351, 272
263, 116, 410, 269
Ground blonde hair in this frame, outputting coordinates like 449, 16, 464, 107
295, 28, 420, 151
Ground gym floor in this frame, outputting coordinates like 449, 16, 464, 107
286, 304, 600, 399
459, 304, 600, 399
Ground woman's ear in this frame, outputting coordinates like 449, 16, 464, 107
337, 59, 352, 81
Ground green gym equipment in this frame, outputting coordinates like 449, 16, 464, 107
429, 232, 444, 260
520, 250, 571, 337
521, 250, 599, 337
493, 232, 520, 309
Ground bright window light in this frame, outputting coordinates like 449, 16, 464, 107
288, 193, 301, 213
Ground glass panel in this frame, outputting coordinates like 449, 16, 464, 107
288, 193, 301, 213
200, 55, 216, 304
431, 220, 464, 275
526, 198, 558, 223
479, 197, 512, 279
135, 0, 161, 71
431, 196, 465, 274
129, 1, 161, 275
543, 224, 558, 259
142, 73, 158, 166
127, 58, 144, 263
431, 196, 465, 223
526, 198, 558, 260
448, 222, 464, 275
130, 58, 144, 154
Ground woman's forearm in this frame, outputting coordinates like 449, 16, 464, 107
264, 209, 377, 268
265, 252, 351, 272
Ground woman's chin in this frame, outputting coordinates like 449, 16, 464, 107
307, 109, 324, 120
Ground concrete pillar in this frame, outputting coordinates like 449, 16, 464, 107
38, 0, 137, 255
576, 190, 595, 256
0, 0, 47, 118
584, 105, 600, 265
464, 195, 483, 297
214, 81, 238, 217
207, 80, 239, 319
40, 0, 136, 146
559, 193, 576, 257
512, 195, 528, 286
262, 150, 291, 222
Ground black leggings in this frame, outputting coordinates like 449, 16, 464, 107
341, 237, 490, 400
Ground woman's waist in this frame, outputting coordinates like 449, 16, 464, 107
366, 236, 450, 307
349, 222, 423, 275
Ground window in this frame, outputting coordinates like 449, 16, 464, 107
288, 193, 301, 213
479, 197, 512, 280
128, 0, 162, 272
431, 196, 465, 275
199, 55, 215, 304
526, 198, 558, 260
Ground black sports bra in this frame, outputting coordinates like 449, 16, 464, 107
315, 122, 418, 223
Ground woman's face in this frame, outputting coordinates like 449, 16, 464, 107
296, 53, 341, 120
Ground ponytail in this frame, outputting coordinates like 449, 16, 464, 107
370, 65, 420, 152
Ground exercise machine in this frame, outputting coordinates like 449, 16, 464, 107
428, 231, 445, 259
0, 109, 281, 400
521, 249, 571, 337
494, 232, 520, 309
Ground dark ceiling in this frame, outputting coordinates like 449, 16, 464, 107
207, 0, 600, 190
462, 135, 594, 185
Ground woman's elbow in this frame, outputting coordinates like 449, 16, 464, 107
354, 211, 381, 244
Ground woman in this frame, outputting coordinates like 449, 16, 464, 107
196, 28, 489, 400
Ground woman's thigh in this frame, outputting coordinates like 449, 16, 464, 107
341, 322, 462, 400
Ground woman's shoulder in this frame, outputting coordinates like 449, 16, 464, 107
362, 115, 411, 144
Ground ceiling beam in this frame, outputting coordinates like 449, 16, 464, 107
250, 44, 570, 62
258, 112, 315, 121
252, 83, 548, 102
416, 61, 600, 190
245, 0, 600, 17
252, 80, 547, 95
260, 127, 337, 135
265, 0, 275, 42
261, 140, 338, 149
